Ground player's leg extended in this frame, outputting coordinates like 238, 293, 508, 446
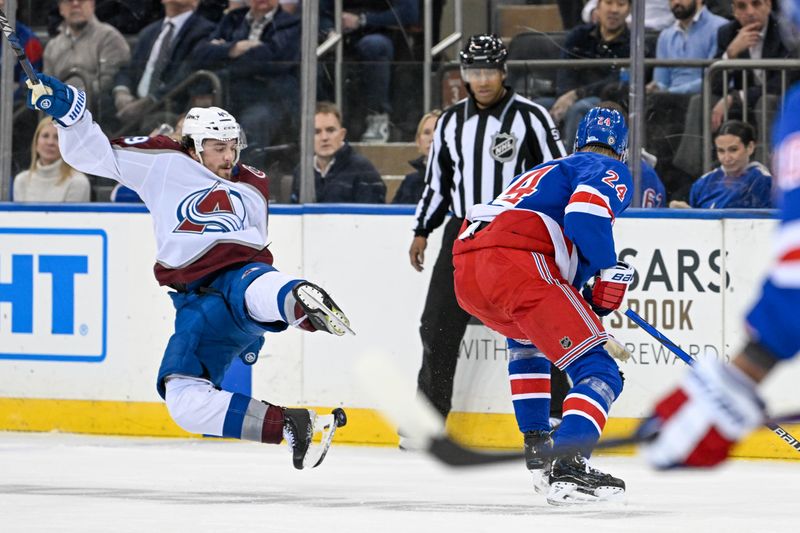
163, 375, 341, 469
241, 264, 351, 335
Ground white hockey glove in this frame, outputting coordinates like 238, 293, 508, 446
26, 73, 86, 127
583, 261, 635, 317
643, 358, 765, 469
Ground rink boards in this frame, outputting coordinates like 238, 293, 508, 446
0, 204, 797, 460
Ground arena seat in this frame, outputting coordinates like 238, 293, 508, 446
507, 31, 567, 100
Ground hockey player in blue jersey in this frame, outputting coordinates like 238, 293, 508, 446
453, 107, 634, 503
642, 0, 800, 468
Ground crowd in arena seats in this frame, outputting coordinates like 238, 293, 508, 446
1, 0, 787, 209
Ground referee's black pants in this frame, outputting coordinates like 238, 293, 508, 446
416, 217, 570, 421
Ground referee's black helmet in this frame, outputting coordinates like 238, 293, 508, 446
459, 34, 507, 70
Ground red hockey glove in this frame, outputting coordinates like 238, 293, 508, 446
643, 358, 765, 469
582, 261, 634, 316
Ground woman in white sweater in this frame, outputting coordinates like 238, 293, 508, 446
13, 117, 91, 202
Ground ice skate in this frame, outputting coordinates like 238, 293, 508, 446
524, 430, 553, 494
292, 281, 354, 336
546, 453, 625, 505
283, 407, 348, 469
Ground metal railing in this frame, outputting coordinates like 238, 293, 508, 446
702, 58, 800, 171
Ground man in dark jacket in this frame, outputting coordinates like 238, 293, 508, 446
192, 0, 300, 166
112, 0, 215, 127
711, 0, 793, 130
291, 102, 386, 204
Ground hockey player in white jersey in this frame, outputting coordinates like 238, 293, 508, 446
26, 73, 351, 470
640, 0, 800, 468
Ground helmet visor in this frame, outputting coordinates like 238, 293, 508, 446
460, 67, 504, 83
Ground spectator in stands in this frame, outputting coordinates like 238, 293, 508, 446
112, 0, 215, 130
44, 0, 131, 114
558, 0, 585, 29
192, 0, 301, 168
551, 0, 650, 149
582, 0, 675, 30
647, 0, 728, 95
711, 0, 791, 131
0, 0, 43, 102
13, 117, 91, 202
670, 120, 773, 208
392, 109, 441, 204
644, 0, 727, 199
673, 0, 791, 179
320, 0, 419, 143
47, 0, 164, 36
290, 101, 386, 204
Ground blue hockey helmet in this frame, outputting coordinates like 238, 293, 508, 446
574, 107, 628, 159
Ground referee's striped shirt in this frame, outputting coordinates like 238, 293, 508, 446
414, 88, 566, 236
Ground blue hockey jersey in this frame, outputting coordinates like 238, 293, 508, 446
689, 162, 773, 209
464, 151, 632, 287
746, 84, 800, 360
641, 159, 666, 208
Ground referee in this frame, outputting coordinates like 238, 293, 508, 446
408, 34, 567, 435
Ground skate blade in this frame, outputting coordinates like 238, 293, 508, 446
302, 409, 347, 469
546, 482, 625, 505
530, 469, 549, 495
296, 285, 355, 336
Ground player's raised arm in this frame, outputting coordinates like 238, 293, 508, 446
26, 72, 145, 192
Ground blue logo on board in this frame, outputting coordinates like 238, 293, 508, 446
0, 228, 107, 361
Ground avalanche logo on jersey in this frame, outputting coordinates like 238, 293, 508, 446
174, 182, 247, 234
490, 132, 518, 163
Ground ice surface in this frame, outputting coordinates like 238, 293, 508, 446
1, 432, 798, 533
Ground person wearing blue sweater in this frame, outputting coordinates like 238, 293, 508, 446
672, 120, 773, 208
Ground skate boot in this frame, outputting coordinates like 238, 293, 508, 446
283, 408, 314, 470
282, 407, 348, 469
524, 430, 553, 494
546, 453, 625, 505
292, 281, 353, 336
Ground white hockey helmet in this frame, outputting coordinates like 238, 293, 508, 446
182, 106, 247, 165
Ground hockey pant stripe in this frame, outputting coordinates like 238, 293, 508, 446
530, 252, 610, 369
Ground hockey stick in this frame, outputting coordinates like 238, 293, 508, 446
356, 352, 800, 467
624, 308, 800, 454
356, 353, 800, 467
0, 7, 47, 100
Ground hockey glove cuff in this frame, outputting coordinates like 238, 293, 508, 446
643, 358, 765, 469
26, 73, 86, 127
582, 261, 634, 316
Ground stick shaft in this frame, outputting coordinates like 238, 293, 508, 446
624, 308, 800, 454
0, 7, 40, 84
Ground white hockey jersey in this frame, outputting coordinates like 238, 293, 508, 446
57, 112, 274, 286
